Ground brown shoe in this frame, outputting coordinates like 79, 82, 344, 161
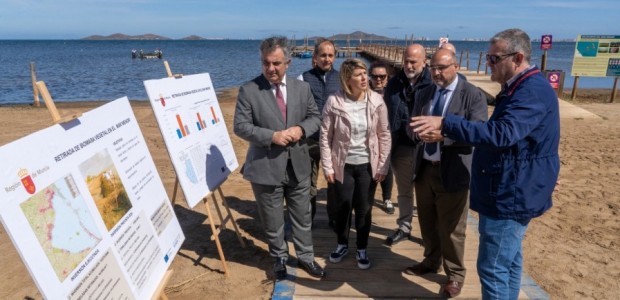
443, 280, 463, 298
403, 263, 439, 276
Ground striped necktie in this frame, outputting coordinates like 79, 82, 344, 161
274, 83, 286, 121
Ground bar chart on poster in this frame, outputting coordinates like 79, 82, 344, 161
144, 73, 239, 208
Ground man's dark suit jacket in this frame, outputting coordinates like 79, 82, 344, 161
233, 74, 321, 186
410, 78, 488, 192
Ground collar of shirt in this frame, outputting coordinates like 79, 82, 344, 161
505, 64, 535, 88
272, 76, 288, 104
429, 76, 459, 115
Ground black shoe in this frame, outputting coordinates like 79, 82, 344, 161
384, 229, 410, 246
403, 263, 440, 276
273, 257, 287, 280
298, 260, 325, 278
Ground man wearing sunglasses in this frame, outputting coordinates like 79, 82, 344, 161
383, 44, 433, 246
405, 48, 487, 298
410, 28, 560, 300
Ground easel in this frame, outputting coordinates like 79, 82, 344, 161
34, 81, 173, 300
162, 61, 246, 278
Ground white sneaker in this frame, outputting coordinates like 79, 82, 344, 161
356, 249, 370, 270
329, 244, 348, 263
383, 200, 395, 214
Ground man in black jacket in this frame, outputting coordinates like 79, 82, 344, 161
383, 44, 432, 246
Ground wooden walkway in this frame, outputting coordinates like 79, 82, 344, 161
272, 195, 547, 299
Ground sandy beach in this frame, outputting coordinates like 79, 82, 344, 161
1, 87, 619, 299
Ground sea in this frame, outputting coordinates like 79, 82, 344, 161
0, 39, 615, 105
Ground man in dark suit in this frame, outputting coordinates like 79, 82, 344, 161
233, 36, 324, 280
404, 48, 488, 298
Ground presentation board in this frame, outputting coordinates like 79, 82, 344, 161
143, 73, 239, 208
571, 34, 620, 77
0, 98, 184, 299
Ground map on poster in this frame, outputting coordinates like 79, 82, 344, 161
571, 34, 620, 77
144, 73, 239, 208
0, 98, 185, 299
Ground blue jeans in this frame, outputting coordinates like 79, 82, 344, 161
477, 214, 531, 300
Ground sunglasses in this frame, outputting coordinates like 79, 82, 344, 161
370, 74, 387, 80
486, 52, 518, 64
429, 64, 455, 72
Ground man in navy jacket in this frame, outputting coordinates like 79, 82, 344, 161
410, 28, 560, 299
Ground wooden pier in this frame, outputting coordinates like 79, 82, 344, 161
291, 43, 489, 75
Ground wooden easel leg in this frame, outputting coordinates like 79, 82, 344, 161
203, 197, 230, 277
218, 187, 246, 248
171, 177, 179, 205
211, 192, 226, 230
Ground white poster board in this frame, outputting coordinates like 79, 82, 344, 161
143, 73, 239, 208
0, 98, 185, 300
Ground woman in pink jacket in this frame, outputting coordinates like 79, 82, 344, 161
320, 58, 391, 269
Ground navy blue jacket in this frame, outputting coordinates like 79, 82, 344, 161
302, 67, 340, 140
384, 68, 432, 148
442, 67, 560, 219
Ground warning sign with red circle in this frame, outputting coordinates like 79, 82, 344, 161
541, 34, 553, 50
547, 71, 561, 89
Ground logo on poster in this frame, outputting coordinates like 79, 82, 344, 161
19, 168, 36, 194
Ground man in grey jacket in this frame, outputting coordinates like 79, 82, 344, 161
233, 36, 324, 280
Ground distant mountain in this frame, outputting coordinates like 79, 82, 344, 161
180, 35, 207, 40
82, 33, 172, 40
309, 31, 393, 41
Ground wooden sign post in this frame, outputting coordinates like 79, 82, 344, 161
30, 62, 41, 107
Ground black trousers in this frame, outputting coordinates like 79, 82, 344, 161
333, 163, 376, 249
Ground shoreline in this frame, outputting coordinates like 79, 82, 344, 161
0, 86, 616, 107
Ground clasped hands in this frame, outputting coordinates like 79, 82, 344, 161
272, 126, 303, 146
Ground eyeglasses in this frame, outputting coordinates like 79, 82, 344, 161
429, 64, 455, 72
370, 74, 387, 80
486, 52, 518, 64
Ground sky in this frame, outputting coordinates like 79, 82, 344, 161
0, 0, 617, 40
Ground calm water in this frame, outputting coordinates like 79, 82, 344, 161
0, 40, 614, 104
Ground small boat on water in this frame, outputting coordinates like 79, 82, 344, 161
298, 51, 312, 58
131, 49, 163, 59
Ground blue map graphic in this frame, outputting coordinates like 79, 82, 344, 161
576, 41, 599, 57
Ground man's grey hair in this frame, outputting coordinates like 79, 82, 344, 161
260, 36, 290, 59
490, 28, 531, 63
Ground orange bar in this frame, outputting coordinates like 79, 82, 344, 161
197, 112, 204, 129
176, 114, 187, 136
210, 106, 218, 123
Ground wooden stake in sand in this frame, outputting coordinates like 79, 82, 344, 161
30, 62, 41, 107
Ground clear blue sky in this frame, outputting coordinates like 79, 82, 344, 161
1, 0, 617, 40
